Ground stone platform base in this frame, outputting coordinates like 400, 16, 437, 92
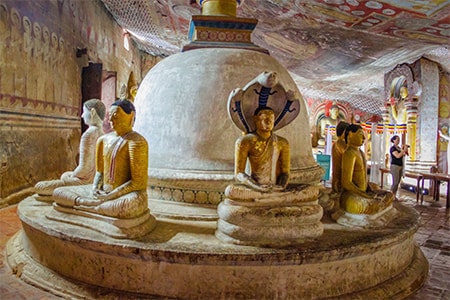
216, 199, 324, 247
7, 196, 428, 299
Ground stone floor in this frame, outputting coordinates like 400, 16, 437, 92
1, 188, 449, 299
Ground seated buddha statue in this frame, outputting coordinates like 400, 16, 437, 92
225, 106, 322, 202
217, 73, 323, 246
331, 121, 349, 193
235, 107, 289, 193
335, 124, 395, 227
34, 99, 105, 202
50, 99, 156, 238
317, 104, 341, 146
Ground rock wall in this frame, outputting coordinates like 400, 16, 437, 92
0, 0, 146, 205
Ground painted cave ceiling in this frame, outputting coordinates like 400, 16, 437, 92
99, 0, 450, 114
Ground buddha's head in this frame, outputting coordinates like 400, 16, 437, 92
109, 99, 135, 135
82, 98, 105, 126
345, 124, 365, 147
399, 86, 408, 100
336, 121, 350, 138
254, 107, 275, 133
330, 105, 340, 120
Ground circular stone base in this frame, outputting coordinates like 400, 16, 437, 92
7, 196, 428, 299
216, 198, 324, 247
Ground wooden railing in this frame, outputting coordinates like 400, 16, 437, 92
380, 167, 450, 208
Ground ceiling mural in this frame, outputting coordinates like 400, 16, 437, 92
100, 0, 450, 114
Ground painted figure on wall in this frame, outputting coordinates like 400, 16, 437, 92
11, 9, 23, 97
0, 4, 7, 95
390, 76, 408, 124
317, 103, 343, 146
34, 99, 106, 201
438, 125, 450, 174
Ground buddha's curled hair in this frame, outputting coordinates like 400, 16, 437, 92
112, 99, 136, 114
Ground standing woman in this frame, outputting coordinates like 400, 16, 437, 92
390, 135, 408, 197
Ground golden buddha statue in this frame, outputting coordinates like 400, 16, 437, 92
226, 71, 303, 200
34, 99, 105, 202
52, 99, 155, 231
331, 121, 349, 193
235, 107, 289, 193
337, 124, 394, 224
217, 72, 323, 247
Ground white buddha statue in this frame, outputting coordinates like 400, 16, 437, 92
34, 99, 105, 202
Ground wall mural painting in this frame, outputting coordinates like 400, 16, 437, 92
437, 72, 450, 173
0, 0, 123, 120
309, 99, 351, 148
0, 5, 79, 118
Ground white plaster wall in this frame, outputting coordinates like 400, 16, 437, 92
418, 59, 439, 163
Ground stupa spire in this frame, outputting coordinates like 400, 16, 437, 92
184, 0, 267, 53
197, 0, 242, 17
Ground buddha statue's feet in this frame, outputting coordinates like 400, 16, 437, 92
224, 183, 321, 204
48, 185, 156, 239
332, 205, 397, 228
34, 179, 65, 202
333, 189, 397, 228
34, 177, 90, 203
216, 184, 324, 247
48, 204, 156, 239
34, 194, 54, 203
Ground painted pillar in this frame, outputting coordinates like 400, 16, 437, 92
381, 105, 391, 161
405, 98, 419, 161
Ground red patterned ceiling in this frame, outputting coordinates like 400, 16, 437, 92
100, 0, 449, 114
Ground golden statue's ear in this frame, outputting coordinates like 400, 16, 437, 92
130, 111, 136, 126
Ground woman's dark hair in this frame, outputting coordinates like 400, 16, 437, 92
344, 124, 362, 143
390, 135, 399, 143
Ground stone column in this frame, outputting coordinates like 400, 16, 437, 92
417, 59, 439, 164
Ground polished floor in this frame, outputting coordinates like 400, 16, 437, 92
1, 188, 449, 299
